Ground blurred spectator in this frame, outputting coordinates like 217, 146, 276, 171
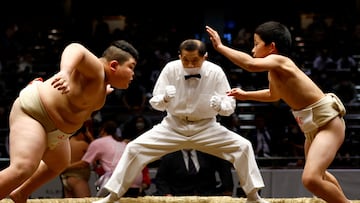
285, 122, 305, 167
121, 79, 148, 113
65, 120, 150, 197
111, 15, 130, 42
312, 48, 335, 72
233, 27, 252, 51
249, 114, 272, 158
0, 22, 23, 73
120, 114, 153, 143
336, 49, 357, 72
90, 17, 111, 56
332, 73, 357, 104
60, 121, 95, 198
311, 48, 336, 91
305, 14, 334, 49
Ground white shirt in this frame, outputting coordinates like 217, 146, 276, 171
150, 60, 236, 120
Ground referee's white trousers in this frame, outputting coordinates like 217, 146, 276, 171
104, 117, 265, 196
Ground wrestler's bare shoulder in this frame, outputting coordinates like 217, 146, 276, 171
268, 55, 298, 72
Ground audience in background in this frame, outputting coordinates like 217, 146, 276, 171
332, 73, 357, 104
0, 11, 359, 170
249, 114, 272, 158
285, 122, 305, 167
120, 114, 153, 143
312, 48, 335, 73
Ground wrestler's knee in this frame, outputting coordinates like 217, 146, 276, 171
302, 170, 321, 192
10, 161, 38, 180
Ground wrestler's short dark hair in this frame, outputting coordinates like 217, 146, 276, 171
111, 40, 139, 61
102, 40, 139, 63
255, 21, 292, 56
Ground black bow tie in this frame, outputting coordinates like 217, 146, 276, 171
184, 74, 201, 80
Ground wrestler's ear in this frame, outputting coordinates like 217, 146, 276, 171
109, 60, 119, 72
269, 42, 277, 54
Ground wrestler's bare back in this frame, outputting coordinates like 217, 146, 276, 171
38, 72, 107, 134
268, 56, 325, 110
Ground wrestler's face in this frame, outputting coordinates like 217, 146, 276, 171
111, 58, 136, 89
251, 34, 274, 58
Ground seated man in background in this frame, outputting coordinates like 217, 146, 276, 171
153, 149, 234, 196
60, 121, 94, 197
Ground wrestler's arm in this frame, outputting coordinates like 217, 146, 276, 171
227, 88, 280, 102
206, 26, 258, 71
52, 43, 102, 94
206, 25, 281, 72
227, 62, 282, 102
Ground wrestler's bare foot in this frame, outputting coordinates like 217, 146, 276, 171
9, 191, 28, 203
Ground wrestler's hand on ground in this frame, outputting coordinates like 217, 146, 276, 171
210, 95, 221, 111
164, 85, 176, 102
226, 88, 246, 100
51, 72, 70, 94
205, 25, 224, 50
